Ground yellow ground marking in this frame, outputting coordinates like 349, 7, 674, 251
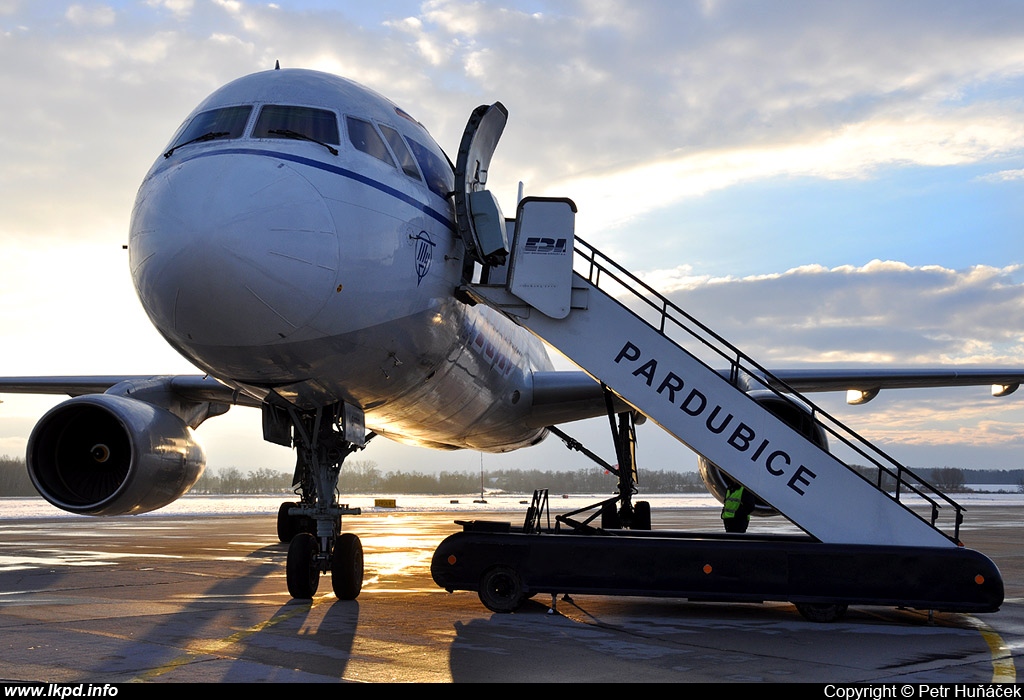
965, 615, 1017, 683
943, 614, 1017, 683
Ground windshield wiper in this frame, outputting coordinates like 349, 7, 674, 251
269, 129, 339, 156
163, 131, 229, 158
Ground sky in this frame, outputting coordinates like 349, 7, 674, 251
0, 0, 1022, 482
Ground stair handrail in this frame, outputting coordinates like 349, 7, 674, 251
571, 235, 965, 542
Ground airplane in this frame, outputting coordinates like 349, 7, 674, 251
2, 66, 1023, 602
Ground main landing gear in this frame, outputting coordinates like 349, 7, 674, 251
272, 402, 371, 600
547, 386, 651, 533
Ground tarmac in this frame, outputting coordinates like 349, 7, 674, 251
0, 504, 1021, 683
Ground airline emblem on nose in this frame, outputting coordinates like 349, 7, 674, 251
411, 231, 435, 285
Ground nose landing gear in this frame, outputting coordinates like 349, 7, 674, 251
273, 402, 371, 600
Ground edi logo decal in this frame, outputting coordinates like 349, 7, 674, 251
524, 237, 567, 255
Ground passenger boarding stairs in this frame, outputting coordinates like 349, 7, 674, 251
460, 197, 964, 550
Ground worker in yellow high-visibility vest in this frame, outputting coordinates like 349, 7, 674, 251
721, 480, 755, 533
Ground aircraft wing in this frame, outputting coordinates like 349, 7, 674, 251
755, 368, 1024, 404
527, 367, 1024, 424
0, 375, 262, 407
3, 367, 1019, 419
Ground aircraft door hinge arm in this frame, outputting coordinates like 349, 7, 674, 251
547, 425, 616, 474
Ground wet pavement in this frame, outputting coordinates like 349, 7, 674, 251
0, 506, 1019, 683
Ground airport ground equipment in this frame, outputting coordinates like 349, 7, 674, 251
430, 509, 1003, 621
442, 192, 1004, 618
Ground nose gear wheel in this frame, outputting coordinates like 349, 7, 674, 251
278, 403, 373, 599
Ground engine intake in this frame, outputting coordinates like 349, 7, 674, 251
27, 394, 206, 515
698, 391, 828, 517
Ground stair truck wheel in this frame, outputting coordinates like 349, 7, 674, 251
478, 565, 526, 613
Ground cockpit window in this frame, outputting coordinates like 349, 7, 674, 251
379, 125, 422, 181
407, 138, 454, 200
168, 105, 252, 151
346, 116, 395, 167
254, 105, 340, 145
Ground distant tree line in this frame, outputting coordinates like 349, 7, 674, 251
0, 457, 705, 497
927, 468, 1024, 486
191, 467, 295, 494
0, 455, 36, 496
847, 465, 1024, 493
2, 456, 1022, 498
331, 460, 708, 494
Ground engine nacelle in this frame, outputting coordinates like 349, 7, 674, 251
698, 391, 828, 517
27, 394, 206, 516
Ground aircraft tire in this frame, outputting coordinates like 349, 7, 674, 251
794, 602, 848, 623
478, 565, 525, 613
331, 533, 363, 600
286, 532, 320, 599
277, 501, 300, 542
633, 501, 651, 530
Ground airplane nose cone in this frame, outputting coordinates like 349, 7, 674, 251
130, 153, 339, 349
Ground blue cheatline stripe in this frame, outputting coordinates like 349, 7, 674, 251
172, 147, 457, 232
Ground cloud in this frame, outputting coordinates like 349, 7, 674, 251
3, 1, 1024, 243
66, 4, 116, 27
623, 258, 1024, 462
844, 400, 1024, 448
145, 1, 195, 18
552, 110, 1024, 234
643, 261, 1024, 365
977, 168, 1024, 182
404, 1, 1024, 187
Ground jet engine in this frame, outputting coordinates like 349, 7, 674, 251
26, 394, 206, 516
698, 391, 828, 516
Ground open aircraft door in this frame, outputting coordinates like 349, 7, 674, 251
453, 102, 510, 267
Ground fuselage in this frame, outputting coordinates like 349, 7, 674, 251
129, 69, 552, 451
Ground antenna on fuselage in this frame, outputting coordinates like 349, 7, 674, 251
275, 60, 280, 70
